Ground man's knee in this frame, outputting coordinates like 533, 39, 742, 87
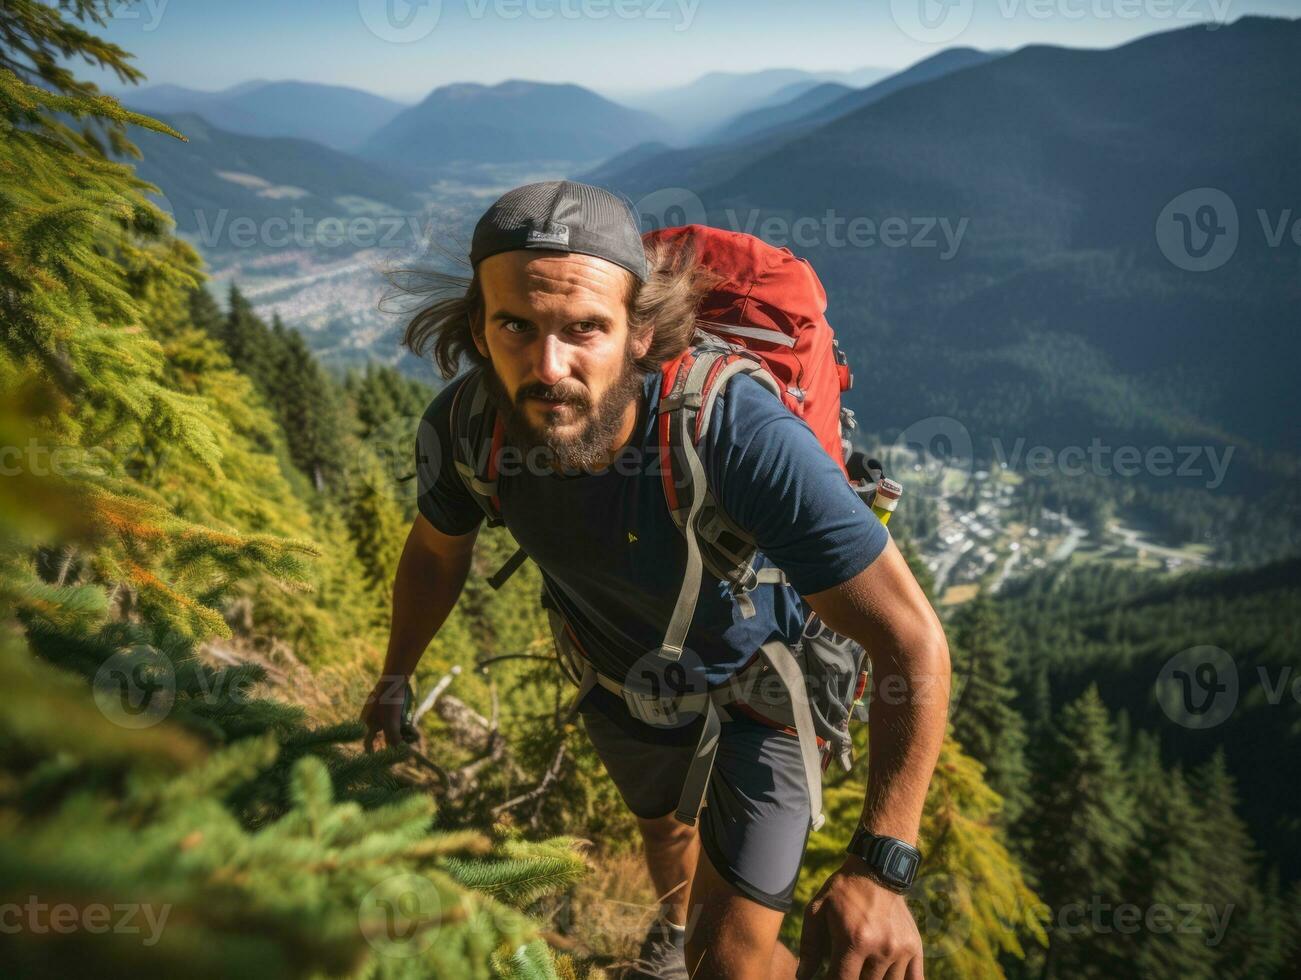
637, 810, 696, 847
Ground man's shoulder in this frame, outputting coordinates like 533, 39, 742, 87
416, 369, 491, 470
420, 368, 482, 424
420, 369, 499, 453
704, 369, 796, 450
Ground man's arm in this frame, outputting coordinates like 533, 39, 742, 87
795, 534, 950, 980
361, 513, 479, 752
803, 534, 950, 843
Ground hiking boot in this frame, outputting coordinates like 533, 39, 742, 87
625, 911, 688, 980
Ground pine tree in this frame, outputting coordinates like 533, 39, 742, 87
1125, 739, 1215, 980
341, 451, 407, 622
222, 283, 280, 397
1025, 685, 1139, 979
1281, 878, 1301, 977
947, 594, 1031, 828
272, 321, 348, 493
346, 362, 435, 446
788, 727, 1048, 979
0, 4, 595, 975
1188, 750, 1282, 978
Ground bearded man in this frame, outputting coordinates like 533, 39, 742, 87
362, 180, 949, 980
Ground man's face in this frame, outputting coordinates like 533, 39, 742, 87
474, 250, 652, 473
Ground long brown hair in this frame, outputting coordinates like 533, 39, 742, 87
394, 235, 719, 380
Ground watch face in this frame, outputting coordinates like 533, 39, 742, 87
881, 842, 920, 886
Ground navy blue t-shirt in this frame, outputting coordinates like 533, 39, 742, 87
415, 367, 888, 723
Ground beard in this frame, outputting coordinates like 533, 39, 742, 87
483, 342, 646, 475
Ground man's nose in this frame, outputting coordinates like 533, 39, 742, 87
532, 331, 571, 388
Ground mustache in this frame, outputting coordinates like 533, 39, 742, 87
517, 382, 588, 407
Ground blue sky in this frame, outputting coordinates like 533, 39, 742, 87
89, 0, 1296, 101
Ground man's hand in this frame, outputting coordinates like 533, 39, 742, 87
360, 674, 417, 753
796, 855, 924, 980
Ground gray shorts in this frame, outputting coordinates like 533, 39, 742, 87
578, 690, 813, 912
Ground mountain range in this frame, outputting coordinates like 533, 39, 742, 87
608, 65, 890, 142
581, 47, 999, 200
123, 80, 408, 152
125, 112, 427, 248
357, 80, 673, 172
119, 65, 893, 166
115, 19, 1301, 498
586, 16, 1301, 488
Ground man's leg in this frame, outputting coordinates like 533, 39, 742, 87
636, 811, 700, 929
684, 843, 797, 980
576, 704, 703, 976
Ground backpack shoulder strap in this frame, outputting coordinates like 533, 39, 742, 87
449, 369, 531, 590
654, 340, 789, 662
449, 368, 505, 528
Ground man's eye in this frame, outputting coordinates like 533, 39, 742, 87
572, 321, 599, 334
502, 320, 530, 333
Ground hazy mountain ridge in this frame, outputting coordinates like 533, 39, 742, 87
578, 47, 999, 200
123, 80, 408, 151
358, 79, 674, 172
609, 65, 890, 141
126, 112, 429, 249
590, 17, 1301, 484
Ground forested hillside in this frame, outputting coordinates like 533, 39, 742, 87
0, 6, 587, 975
2, 5, 1296, 978
589, 17, 1301, 564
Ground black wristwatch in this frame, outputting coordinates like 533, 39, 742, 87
846, 825, 922, 894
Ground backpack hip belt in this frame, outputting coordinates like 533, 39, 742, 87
546, 593, 829, 832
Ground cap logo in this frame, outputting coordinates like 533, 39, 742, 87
525, 222, 570, 247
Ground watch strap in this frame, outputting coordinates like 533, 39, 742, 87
846, 825, 921, 894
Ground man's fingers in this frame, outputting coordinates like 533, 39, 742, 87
825, 934, 866, 980
881, 956, 910, 980
796, 904, 828, 980
904, 954, 924, 980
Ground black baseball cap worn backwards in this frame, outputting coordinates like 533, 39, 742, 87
469, 179, 648, 283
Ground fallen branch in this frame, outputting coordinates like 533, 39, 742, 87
490, 741, 568, 819
413, 665, 461, 724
